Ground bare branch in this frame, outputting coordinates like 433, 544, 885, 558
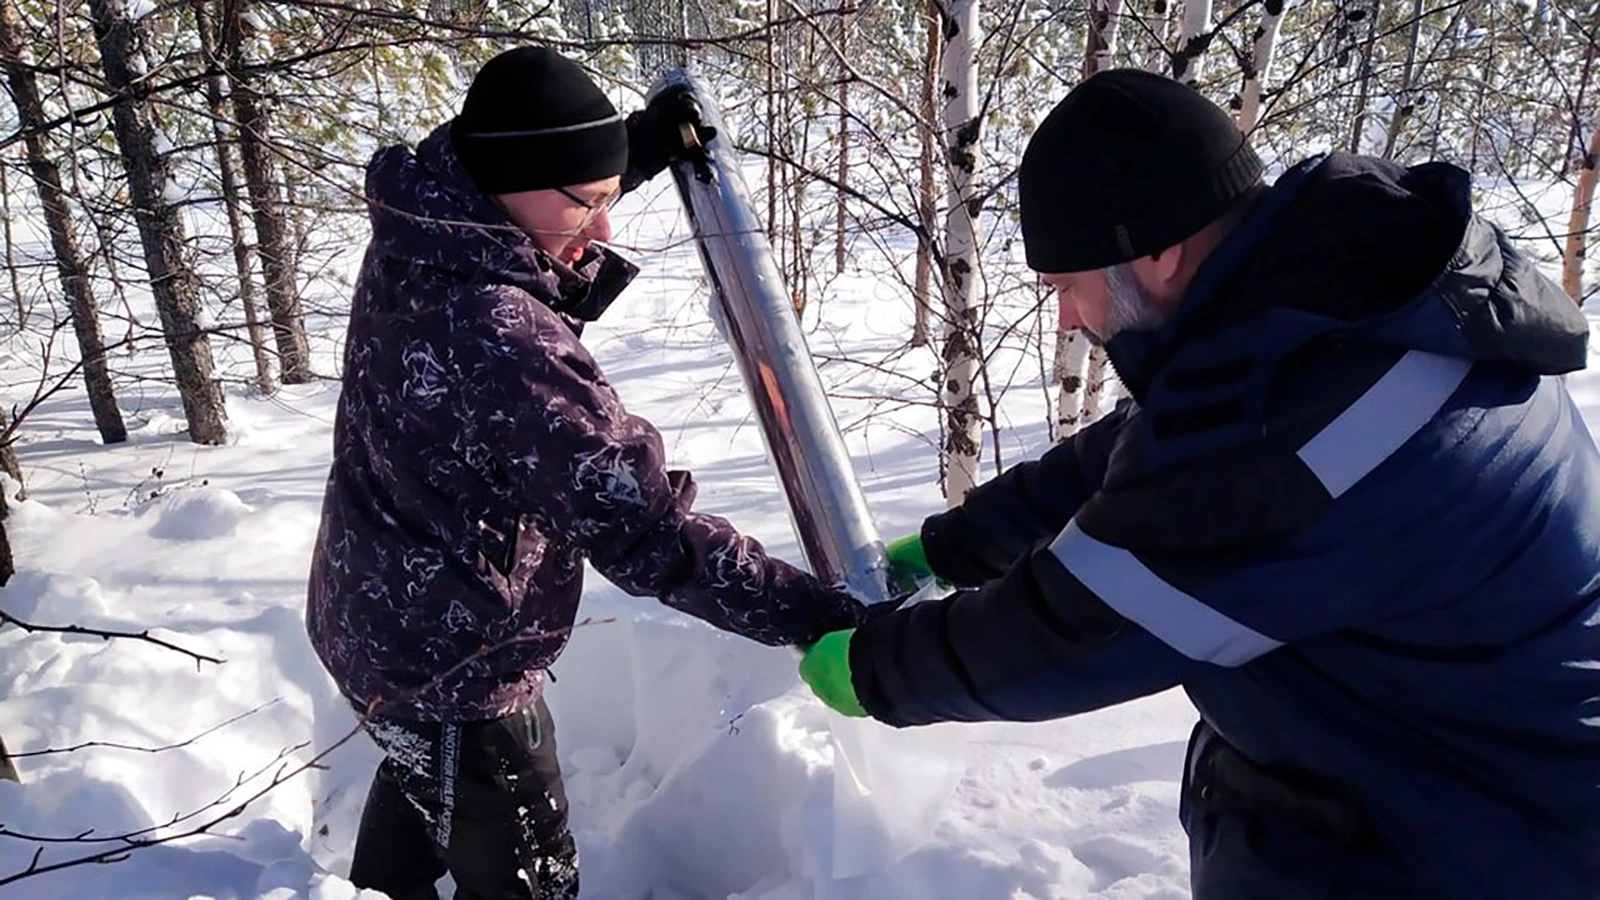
8, 700, 281, 760
0, 617, 617, 885
0, 608, 224, 667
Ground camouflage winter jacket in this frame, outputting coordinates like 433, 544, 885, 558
306, 123, 865, 721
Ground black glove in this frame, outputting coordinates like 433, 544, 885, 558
623, 84, 719, 190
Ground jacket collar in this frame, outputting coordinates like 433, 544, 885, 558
369, 123, 638, 322
1103, 155, 1323, 401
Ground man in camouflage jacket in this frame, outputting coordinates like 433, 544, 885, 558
306, 47, 865, 900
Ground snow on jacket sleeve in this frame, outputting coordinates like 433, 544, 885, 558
852, 356, 1508, 727
464, 291, 864, 648
921, 403, 1130, 587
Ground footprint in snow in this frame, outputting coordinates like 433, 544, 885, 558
1071, 834, 1179, 891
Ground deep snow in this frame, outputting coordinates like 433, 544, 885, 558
0, 172, 1594, 900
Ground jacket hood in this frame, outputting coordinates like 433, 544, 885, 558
362, 122, 637, 321
1106, 153, 1590, 399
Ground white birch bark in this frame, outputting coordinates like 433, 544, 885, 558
1142, 0, 1172, 73
1564, 111, 1600, 304
938, 0, 983, 504
1053, 333, 1093, 441
1237, 0, 1286, 133
1055, 0, 1125, 443
1173, 0, 1212, 85
1087, 0, 1124, 73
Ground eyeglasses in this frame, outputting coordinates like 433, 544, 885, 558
555, 185, 621, 227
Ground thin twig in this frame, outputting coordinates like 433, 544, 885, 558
8, 700, 281, 760
0, 609, 223, 667
0, 617, 617, 884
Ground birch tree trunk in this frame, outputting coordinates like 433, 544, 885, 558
937, 0, 983, 504
0, 407, 19, 483
1053, 334, 1092, 441
0, 733, 18, 783
912, 0, 940, 348
89, 0, 227, 445
196, 0, 273, 394
1, 151, 24, 329
1237, 0, 1286, 133
1143, 0, 1172, 73
1085, 0, 1124, 73
1173, 0, 1212, 85
1082, 344, 1115, 419
1055, 0, 1125, 442
0, 444, 16, 781
222, 0, 313, 383
1348, 1, 1380, 154
765, 0, 779, 249
1082, 0, 1123, 424
1564, 38, 1598, 179
0, 476, 13, 704
790, 54, 810, 316
1, 0, 128, 445
834, 11, 851, 274
1381, 0, 1425, 158
0, 150, 22, 329
1564, 111, 1600, 304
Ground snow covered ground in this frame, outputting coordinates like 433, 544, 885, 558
0, 172, 1595, 900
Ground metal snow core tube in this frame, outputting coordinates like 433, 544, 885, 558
647, 70, 893, 607
648, 67, 967, 883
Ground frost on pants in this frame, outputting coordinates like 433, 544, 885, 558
357, 707, 580, 900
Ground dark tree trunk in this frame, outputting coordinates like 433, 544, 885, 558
1381, 0, 1426, 159
88, 0, 227, 445
1348, 1, 1380, 154
0, 0, 127, 445
195, 0, 274, 394
0, 429, 18, 785
221, 0, 312, 383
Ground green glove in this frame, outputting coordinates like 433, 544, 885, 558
799, 629, 867, 717
885, 532, 934, 594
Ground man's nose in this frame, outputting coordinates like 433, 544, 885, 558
582, 208, 613, 244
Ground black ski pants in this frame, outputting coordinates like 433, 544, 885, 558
347, 697, 578, 900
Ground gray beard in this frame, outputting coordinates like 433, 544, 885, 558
1100, 262, 1169, 341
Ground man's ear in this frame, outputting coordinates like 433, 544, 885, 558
1149, 242, 1184, 292
1126, 243, 1186, 306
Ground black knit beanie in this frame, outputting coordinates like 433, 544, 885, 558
1019, 68, 1264, 273
449, 46, 628, 194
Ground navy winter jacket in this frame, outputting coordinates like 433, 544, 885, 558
850, 153, 1600, 898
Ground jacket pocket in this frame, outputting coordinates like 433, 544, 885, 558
476, 516, 522, 583
1182, 722, 1371, 900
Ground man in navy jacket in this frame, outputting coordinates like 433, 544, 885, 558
800, 69, 1600, 898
